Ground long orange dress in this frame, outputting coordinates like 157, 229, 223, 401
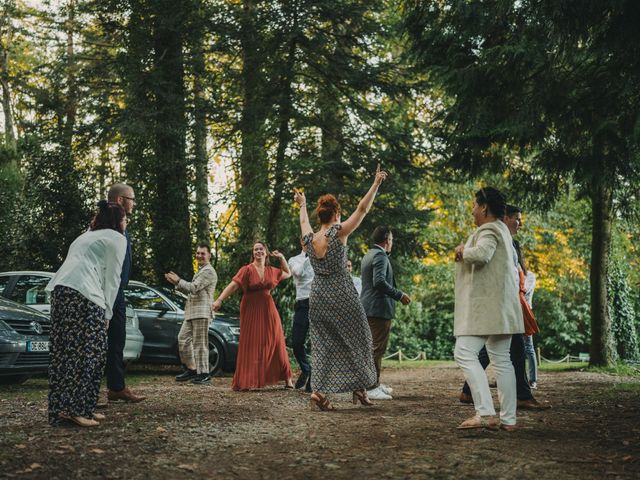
231, 264, 292, 391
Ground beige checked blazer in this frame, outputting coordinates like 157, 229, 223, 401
175, 263, 217, 321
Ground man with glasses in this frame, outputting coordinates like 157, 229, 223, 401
105, 183, 146, 403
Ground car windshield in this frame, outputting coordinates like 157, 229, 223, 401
156, 287, 187, 309
154, 286, 239, 316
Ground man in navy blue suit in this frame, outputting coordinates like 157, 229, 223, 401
105, 183, 145, 403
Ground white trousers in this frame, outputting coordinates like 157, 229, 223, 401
454, 335, 517, 426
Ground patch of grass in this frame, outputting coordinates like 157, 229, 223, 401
382, 359, 453, 369
587, 363, 640, 377
610, 382, 640, 393
0, 431, 27, 444
539, 361, 588, 372
0, 376, 48, 401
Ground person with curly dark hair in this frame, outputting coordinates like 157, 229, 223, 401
46, 201, 127, 427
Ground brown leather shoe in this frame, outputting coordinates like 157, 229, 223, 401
517, 398, 551, 410
108, 387, 146, 403
459, 392, 473, 404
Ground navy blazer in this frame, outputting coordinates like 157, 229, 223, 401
113, 230, 132, 314
360, 245, 403, 320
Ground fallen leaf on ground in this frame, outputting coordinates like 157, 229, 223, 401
15, 444, 27, 449
156, 426, 167, 433
177, 464, 196, 472
90, 448, 105, 454
30, 463, 42, 470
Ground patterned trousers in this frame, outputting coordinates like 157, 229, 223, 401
48, 286, 107, 425
178, 318, 210, 374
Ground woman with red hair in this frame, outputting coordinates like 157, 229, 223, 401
293, 166, 387, 411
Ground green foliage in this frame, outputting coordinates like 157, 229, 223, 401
17, 135, 91, 270
0, 144, 23, 270
389, 262, 455, 359
534, 279, 591, 358
608, 251, 640, 362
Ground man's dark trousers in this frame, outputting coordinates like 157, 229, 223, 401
292, 299, 311, 376
106, 230, 131, 392
462, 334, 533, 401
106, 292, 126, 391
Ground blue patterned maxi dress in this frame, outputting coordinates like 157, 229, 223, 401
304, 224, 377, 393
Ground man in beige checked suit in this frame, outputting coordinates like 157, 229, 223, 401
165, 243, 218, 385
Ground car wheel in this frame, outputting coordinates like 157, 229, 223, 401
0, 374, 31, 385
208, 337, 225, 376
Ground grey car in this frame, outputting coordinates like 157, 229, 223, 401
0, 296, 51, 384
124, 281, 239, 375
0, 271, 144, 363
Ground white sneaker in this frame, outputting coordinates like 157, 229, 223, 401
367, 386, 392, 400
379, 384, 393, 395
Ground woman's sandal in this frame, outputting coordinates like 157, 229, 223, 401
310, 392, 336, 411
59, 413, 99, 427
456, 415, 499, 430
352, 389, 374, 406
92, 412, 106, 421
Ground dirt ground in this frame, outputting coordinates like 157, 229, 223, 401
0, 363, 639, 480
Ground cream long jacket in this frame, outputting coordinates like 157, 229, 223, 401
454, 220, 524, 336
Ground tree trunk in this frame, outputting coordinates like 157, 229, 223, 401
266, 1, 298, 246
192, 4, 210, 243
237, 0, 269, 251
0, 0, 16, 154
123, 0, 155, 279
589, 175, 616, 366
0, 48, 16, 154
63, 0, 76, 149
151, 0, 192, 280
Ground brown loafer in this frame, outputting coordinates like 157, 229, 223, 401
459, 392, 473, 404
500, 424, 518, 432
517, 398, 551, 410
108, 387, 146, 403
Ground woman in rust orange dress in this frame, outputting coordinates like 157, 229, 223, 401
213, 241, 294, 390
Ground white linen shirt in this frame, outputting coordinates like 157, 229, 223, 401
288, 251, 314, 300
351, 275, 362, 296
46, 229, 127, 320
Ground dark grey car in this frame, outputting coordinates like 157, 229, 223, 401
124, 281, 239, 375
0, 297, 51, 384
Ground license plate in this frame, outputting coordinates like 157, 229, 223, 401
27, 341, 49, 352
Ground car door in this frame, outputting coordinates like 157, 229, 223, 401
124, 285, 179, 362
5, 274, 52, 315
0, 274, 16, 299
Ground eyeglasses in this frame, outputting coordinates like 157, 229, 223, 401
122, 196, 136, 203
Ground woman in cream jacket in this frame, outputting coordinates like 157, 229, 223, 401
453, 187, 523, 430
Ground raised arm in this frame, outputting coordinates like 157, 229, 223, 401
339, 165, 387, 238
293, 188, 313, 237
461, 228, 499, 266
212, 280, 240, 312
270, 250, 292, 280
